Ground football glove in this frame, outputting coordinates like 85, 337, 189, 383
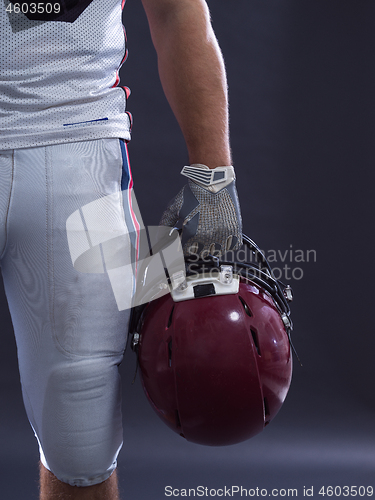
159, 164, 242, 258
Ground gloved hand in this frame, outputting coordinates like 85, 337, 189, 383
159, 164, 242, 258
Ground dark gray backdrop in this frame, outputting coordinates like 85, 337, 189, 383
1, 1, 375, 498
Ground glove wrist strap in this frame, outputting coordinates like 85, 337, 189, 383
181, 164, 235, 193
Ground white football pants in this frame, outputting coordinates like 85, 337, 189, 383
0, 138, 138, 486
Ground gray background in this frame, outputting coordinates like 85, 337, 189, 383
1, 0, 375, 498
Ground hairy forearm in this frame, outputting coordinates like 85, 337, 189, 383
142, 0, 231, 169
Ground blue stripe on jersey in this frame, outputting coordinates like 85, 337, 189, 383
63, 118, 109, 127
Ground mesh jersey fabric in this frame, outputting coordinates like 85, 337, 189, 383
0, 0, 131, 150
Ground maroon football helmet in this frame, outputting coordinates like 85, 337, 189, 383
131, 235, 294, 446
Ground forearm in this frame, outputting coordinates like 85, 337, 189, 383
142, 0, 231, 169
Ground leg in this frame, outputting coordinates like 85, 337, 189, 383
1, 140, 136, 492
39, 463, 120, 500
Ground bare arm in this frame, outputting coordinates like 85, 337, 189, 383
141, 0, 231, 169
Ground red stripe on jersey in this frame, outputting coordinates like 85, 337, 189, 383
113, 73, 120, 88
126, 111, 133, 130
121, 25, 128, 64
122, 86, 131, 99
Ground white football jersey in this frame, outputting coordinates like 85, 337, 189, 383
0, 0, 131, 150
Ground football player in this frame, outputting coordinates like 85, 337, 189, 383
0, 0, 242, 499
